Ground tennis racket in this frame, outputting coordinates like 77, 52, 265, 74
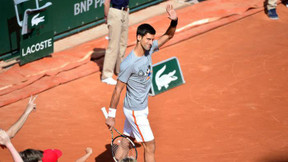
101, 107, 137, 162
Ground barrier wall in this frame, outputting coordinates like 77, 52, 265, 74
0, 0, 162, 62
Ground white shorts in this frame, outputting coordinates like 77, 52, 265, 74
123, 107, 154, 142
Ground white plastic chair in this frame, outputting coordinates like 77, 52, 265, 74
13, 0, 52, 35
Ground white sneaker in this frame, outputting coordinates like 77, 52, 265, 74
101, 77, 117, 85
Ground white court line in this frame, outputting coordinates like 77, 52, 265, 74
176, 17, 221, 32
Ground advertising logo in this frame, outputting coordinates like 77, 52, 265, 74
31, 13, 45, 26
155, 65, 178, 91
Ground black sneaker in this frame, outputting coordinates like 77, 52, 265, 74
267, 9, 279, 20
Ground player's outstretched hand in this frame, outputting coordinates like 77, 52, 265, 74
166, 4, 177, 20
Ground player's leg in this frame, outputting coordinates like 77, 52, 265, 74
115, 137, 130, 160
142, 139, 156, 162
115, 118, 134, 160
123, 107, 155, 162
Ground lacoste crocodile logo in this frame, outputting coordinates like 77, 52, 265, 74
31, 13, 45, 26
155, 65, 178, 91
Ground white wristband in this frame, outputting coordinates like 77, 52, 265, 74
108, 108, 116, 118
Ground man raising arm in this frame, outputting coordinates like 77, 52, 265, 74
105, 4, 178, 162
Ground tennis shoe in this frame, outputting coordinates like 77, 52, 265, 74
267, 9, 279, 20
102, 77, 117, 85
286, 2, 288, 8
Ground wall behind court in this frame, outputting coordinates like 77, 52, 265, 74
0, 0, 162, 61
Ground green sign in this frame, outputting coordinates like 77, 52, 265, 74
20, 7, 54, 65
149, 57, 185, 96
20, 32, 53, 65
1, 0, 163, 61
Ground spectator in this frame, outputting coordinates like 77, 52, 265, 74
20, 148, 62, 162
1, 96, 92, 162
75, 147, 93, 162
0, 129, 24, 162
6, 96, 37, 139
120, 157, 137, 162
20, 147, 93, 162
266, 0, 288, 19
101, 0, 130, 85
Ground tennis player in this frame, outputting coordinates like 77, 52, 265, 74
105, 4, 178, 162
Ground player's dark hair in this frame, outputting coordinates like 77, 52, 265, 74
136, 23, 156, 37
20, 149, 43, 162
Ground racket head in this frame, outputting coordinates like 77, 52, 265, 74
111, 135, 137, 162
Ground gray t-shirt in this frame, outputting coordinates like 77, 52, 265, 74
118, 40, 159, 111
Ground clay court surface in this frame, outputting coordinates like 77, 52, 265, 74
1, 1, 288, 162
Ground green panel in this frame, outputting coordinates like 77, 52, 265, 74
0, 0, 163, 61
150, 57, 185, 96
129, 0, 156, 8
20, 8, 54, 65
50, 0, 105, 35
0, 0, 21, 57
20, 32, 53, 65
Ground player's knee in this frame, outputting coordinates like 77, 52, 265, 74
143, 140, 156, 153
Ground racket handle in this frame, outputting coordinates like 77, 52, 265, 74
101, 107, 108, 119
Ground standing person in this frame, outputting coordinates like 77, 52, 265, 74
101, 0, 130, 85
20, 147, 92, 162
266, 0, 288, 19
6, 96, 37, 139
105, 4, 178, 162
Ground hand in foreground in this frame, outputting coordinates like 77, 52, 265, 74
26, 95, 37, 113
166, 4, 177, 20
0, 129, 10, 146
85, 147, 93, 154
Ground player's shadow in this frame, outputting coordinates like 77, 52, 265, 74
257, 150, 288, 162
94, 144, 114, 162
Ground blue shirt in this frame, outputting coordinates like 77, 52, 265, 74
111, 0, 129, 8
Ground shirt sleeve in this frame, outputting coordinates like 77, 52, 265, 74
150, 40, 159, 55
118, 61, 133, 83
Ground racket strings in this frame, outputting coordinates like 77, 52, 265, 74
112, 137, 137, 160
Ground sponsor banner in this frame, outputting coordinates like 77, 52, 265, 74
20, 31, 53, 65
1, 0, 163, 60
149, 57, 185, 96
20, 10, 53, 65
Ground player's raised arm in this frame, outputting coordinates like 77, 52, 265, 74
157, 4, 178, 48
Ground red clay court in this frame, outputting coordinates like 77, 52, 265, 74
1, 0, 288, 161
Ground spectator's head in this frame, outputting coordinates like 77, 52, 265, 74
20, 148, 62, 162
120, 157, 137, 162
42, 149, 62, 162
20, 149, 43, 162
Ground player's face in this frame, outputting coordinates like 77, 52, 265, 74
139, 33, 155, 50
